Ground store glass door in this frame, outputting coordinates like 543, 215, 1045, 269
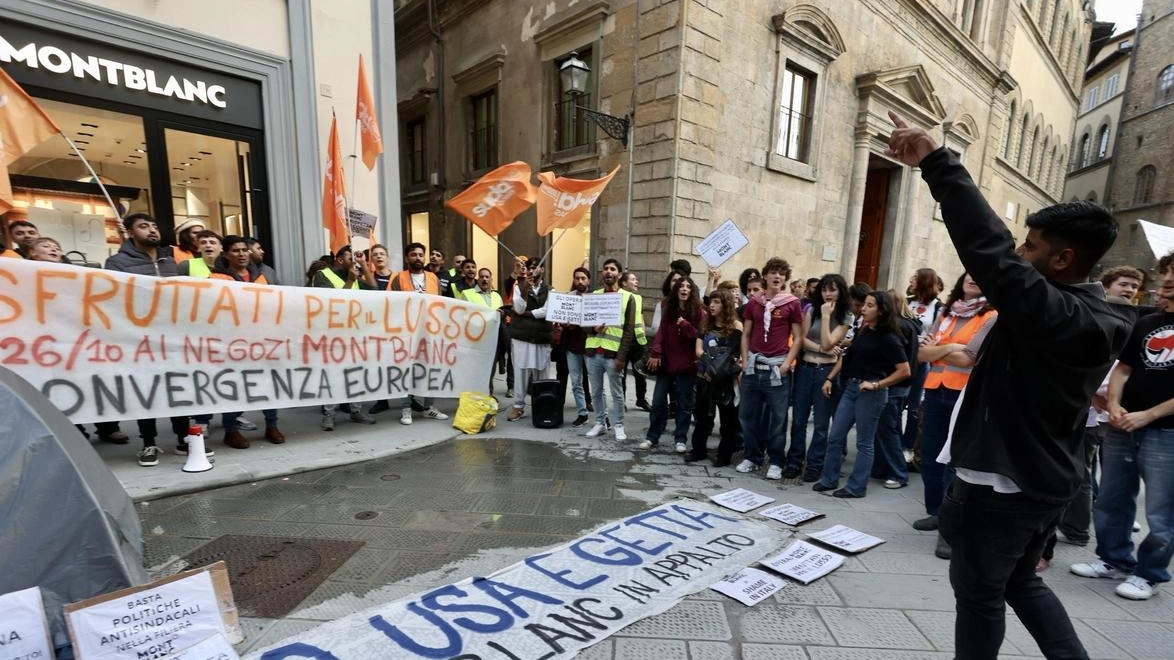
162, 127, 261, 240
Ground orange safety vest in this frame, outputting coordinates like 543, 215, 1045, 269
0, 248, 21, 259
924, 309, 997, 391
389, 270, 439, 294
210, 271, 269, 285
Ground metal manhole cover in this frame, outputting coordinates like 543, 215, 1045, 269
180, 535, 364, 618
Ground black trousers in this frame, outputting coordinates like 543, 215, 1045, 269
939, 480, 1088, 660
691, 380, 738, 459
95, 417, 189, 447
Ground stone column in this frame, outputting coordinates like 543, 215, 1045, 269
889, 166, 920, 290
840, 132, 872, 282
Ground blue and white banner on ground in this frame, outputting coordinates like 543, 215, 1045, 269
246, 500, 791, 660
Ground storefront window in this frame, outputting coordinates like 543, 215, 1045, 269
408, 211, 430, 247
6, 98, 150, 264
164, 128, 254, 238
549, 211, 590, 292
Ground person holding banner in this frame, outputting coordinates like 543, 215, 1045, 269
246, 237, 280, 286
312, 245, 378, 431
5, 219, 39, 258
451, 258, 479, 298
640, 277, 705, 453
385, 242, 449, 424
361, 244, 394, 290
507, 258, 554, 422
178, 230, 222, 277
736, 258, 804, 479
103, 213, 193, 465
461, 267, 509, 394
172, 218, 206, 263
584, 258, 638, 441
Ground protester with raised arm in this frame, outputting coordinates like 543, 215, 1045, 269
886, 111, 1131, 660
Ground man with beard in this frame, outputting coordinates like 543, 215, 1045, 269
584, 258, 638, 440
461, 267, 508, 393
555, 267, 594, 427
450, 258, 479, 298
506, 258, 553, 422
172, 218, 206, 263
388, 242, 449, 424
103, 213, 191, 465
246, 237, 280, 285
313, 244, 377, 430
5, 219, 39, 258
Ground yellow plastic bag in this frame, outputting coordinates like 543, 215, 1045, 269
453, 392, 499, 434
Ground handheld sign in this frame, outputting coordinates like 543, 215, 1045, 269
64, 562, 240, 660
760, 540, 845, 584
710, 567, 786, 606
346, 208, 378, 237
0, 586, 54, 660
1139, 219, 1174, 259
544, 292, 624, 326
709, 488, 775, 513
696, 219, 749, 268
544, 291, 583, 325
759, 503, 824, 527
806, 525, 885, 554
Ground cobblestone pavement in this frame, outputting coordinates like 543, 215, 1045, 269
138, 419, 1172, 659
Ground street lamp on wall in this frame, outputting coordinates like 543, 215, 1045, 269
559, 52, 631, 147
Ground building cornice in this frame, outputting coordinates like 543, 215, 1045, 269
1016, 1, 1080, 103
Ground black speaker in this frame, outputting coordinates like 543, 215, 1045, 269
530, 379, 563, 428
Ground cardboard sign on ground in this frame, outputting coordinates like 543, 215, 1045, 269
64, 562, 240, 660
0, 586, 54, 660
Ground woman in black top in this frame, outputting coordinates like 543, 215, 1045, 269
814, 291, 912, 498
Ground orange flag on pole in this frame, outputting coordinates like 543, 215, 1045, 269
356, 55, 383, 171
445, 161, 538, 238
322, 114, 350, 254
0, 67, 62, 213
535, 165, 620, 236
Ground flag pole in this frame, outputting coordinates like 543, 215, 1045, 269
348, 117, 360, 232
60, 132, 122, 220
535, 228, 570, 270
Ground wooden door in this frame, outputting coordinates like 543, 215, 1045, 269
854, 168, 890, 286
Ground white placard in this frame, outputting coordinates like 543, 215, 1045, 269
171, 633, 240, 660
1139, 219, 1174, 260
696, 219, 749, 267
807, 524, 886, 554
760, 540, 845, 584
544, 292, 624, 326
709, 567, 786, 606
67, 570, 225, 660
759, 503, 824, 527
709, 488, 775, 513
347, 208, 378, 236
0, 586, 54, 660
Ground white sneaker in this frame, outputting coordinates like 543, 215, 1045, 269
675, 442, 687, 453
236, 418, 258, 431
1069, 559, 1129, 580
735, 459, 757, 473
1133, 521, 1142, 532
614, 424, 627, 441
425, 407, 449, 420
638, 440, 654, 450
584, 423, 606, 437
1116, 575, 1155, 600
766, 465, 783, 480
400, 410, 413, 425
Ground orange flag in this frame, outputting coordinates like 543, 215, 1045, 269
322, 114, 350, 255
536, 165, 620, 236
445, 161, 538, 238
356, 55, 383, 171
0, 68, 62, 213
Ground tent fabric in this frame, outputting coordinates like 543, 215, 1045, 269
0, 366, 148, 657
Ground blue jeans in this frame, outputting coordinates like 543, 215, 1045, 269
737, 369, 791, 467
873, 389, 910, 484
819, 379, 887, 496
921, 387, 960, 516
566, 352, 588, 417
789, 362, 835, 473
901, 362, 929, 450
646, 373, 696, 445
1094, 426, 1174, 584
586, 353, 624, 426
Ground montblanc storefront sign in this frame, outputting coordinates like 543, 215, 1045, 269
0, 34, 228, 108
0, 18, 263, 129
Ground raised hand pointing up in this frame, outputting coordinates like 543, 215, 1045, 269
884, 111, 938, 167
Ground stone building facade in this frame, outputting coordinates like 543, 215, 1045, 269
1099, 0, 1174, 272
1063, 26, 1133, 205
394, 0, 1091, 293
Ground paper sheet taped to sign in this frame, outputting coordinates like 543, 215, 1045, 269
0, 586, 54, 660
696, 219, 749, 268
544, 291, 624, 326
0, 260, 500, 423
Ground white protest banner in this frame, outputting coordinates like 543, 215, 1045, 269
543, 292, 623, 326
807, 525, 885, 554
709, 567, 786, 606
245, 500, 790, 660
171, 633, 240, 660
695, 219, 749, 268
65, 565, 234, 660
1138, 219, 1174, 260
709, 488, 775, 513
580, 292, 623, 326
0, 586, 53, 660
0, 260, 499, 423
760, 540, 844, 584
759, 503, 824, 527
347, 208, 378, 237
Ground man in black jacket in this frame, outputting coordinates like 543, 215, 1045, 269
887, 112, 1131, 659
